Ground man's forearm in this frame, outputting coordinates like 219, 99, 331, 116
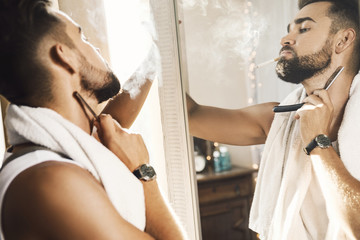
310, 147, 360, 238
142, 180, 187, 240
102, 79, 153, 128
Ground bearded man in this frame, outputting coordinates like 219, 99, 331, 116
187, 0, 360, 239
0, 0, 186, 239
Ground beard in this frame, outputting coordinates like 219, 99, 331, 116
78, 54, 121, 104
276, 39, 333, 84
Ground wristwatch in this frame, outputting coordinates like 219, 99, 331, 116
303, 134, 331, 155
133, 164, 157, 181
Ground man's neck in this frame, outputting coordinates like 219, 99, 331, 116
47, 75, 97, 135
302, 65, 356, 140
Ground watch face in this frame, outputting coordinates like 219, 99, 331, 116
316, 134, 331, 148
140, 164, 156, 180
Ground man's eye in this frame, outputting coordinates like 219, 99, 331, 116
299, 28, 310, 33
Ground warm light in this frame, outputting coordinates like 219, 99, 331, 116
103, 1, 153, 84
206, 155, 211, 161
214, 142, 219, 147
252, 163, 259, 169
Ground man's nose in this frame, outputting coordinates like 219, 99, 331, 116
280, 33, 295, 46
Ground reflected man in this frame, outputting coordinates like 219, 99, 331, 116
187, 0, 360, 239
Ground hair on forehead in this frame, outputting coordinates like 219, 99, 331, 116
298, 0, 360, 74
297, 0, 359, 35
298, 0, 358, 11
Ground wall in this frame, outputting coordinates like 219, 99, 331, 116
58, 0, 110, 63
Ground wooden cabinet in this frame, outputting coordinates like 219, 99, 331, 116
197, 167, 257, 240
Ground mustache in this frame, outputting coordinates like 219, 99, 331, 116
279, 45, 296, 55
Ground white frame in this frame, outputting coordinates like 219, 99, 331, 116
151, 0, 201, 239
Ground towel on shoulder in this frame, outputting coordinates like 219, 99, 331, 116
249, 73, 360, 239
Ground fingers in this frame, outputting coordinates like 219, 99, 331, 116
93, 114, 149, 171
312, 89, 333, 107
294, 89, 333, 120
94, 114, 121, 142
303, 94, 322, 107
301, 90, 333, 111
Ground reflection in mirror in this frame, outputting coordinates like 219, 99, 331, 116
179, 0, 360, 239
180, 0, 298, 168
177, 1, 298, 238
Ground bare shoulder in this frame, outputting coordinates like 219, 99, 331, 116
2, 160, 143, 239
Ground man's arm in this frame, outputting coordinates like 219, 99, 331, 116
297, 89, 360, 238
102, 78, 153, 129
310, 147, 360, 239
3, 115, 186, 240
187, 94, 278, 145
96, 114, 187, 239
2, 161, 157, 240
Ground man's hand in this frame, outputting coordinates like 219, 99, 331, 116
295, 89, 334, 144
94, 114, 149, 172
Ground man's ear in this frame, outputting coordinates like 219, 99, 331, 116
50, 43, 77, 74
335, 28, 356, 54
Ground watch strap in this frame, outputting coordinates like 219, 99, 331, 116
304, 138, 318, 155
133, 168, 142, 179
303, 134, 331, 155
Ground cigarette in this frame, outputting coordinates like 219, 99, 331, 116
255, 57, 280, 69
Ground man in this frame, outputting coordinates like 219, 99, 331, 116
0, 0, 186, 239
187, 0, 360, 239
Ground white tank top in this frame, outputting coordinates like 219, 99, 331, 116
0, 150, 82, 240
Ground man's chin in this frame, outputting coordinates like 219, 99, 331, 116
277, 75, 304, 85
280, 54, 294, 60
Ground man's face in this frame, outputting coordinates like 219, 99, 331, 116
276, 38, 332, 84
276, 2, 334, 84
57, 12, 121, 103
78, 52, 120, 104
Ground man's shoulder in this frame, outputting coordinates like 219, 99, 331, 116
5, 160, 100, 206
2, 160, 103, 238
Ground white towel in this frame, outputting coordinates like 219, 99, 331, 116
249, 73, 360, 239
4, 104, 146, 230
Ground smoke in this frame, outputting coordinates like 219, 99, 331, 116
122, 42, 162, 98
180, 0, 266, 77
104, 0, 161, 99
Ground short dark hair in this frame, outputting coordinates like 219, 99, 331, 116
299, 0, 359, 34
298, 0, 360, 72
0, 0, 73, 105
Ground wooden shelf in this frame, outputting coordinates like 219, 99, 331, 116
197, 166, 258, 240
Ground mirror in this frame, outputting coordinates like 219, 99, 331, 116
178, 0, 299, 168
176, 0, 300, 239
